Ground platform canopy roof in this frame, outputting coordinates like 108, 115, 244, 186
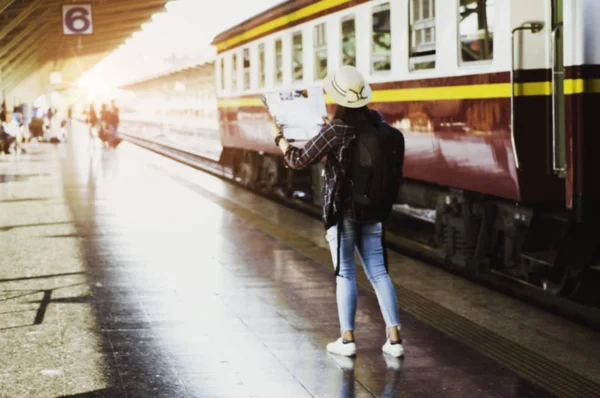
0, 0, 172, 103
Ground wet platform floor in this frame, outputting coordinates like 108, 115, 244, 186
0, 126, 567, 397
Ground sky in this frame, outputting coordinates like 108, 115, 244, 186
79, 0, 280, 91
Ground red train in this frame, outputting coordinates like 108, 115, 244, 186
212, 0, 600, 305
120, 0, 599, 313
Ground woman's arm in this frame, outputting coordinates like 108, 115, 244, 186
271, 119, 339, 170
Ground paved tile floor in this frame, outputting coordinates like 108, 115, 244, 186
0, 125, 570, 397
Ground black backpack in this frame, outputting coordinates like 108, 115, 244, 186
347, 121, 404, 219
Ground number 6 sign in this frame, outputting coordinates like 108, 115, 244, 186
62, 4, 93, 35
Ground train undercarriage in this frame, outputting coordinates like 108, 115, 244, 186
433, 190, 600, 307
221, 147, 600, 321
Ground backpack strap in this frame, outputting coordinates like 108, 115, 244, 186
381, 223, 389, 273
334, 211, 344, 276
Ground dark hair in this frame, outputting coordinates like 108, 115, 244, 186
333, 105, 376, 125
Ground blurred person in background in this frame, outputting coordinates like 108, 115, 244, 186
12, 106, 22, 126
99, 103, 120, 147
0, 100, 6, 122
28, 107, 45, 141
100, 103, 110, 140
27, 107, 46, 140
109, 99, 120, 133
1, 110, 20, 154
87, 104, 98, 138
99, 101, 121, 148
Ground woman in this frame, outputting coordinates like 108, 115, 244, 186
271, 66, 404, 357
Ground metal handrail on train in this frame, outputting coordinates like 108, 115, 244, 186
551, 22, 566, 175
510, 21, 545, 170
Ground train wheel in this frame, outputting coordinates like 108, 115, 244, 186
542, 266, 569, 295
237, 151, 258, 188
568, 267, 600, 306
260, 156, 279, 191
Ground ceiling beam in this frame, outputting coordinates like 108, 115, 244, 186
44, 31, 131, 51
38, 0, 168, 15
39, 22, 150, 45
0, 41, 43, 79
1, 64, 41, 93
0, 36, 45, 73
30, 8, 153, 32
0, 0, 41, 41
90, 0, 168, 14
65, 20, 145, 38
0, 49, 43, 91
39, 38, 125, 63
84, 10, 156, 24
0, 9, 51, 59
0, 19, 52, 69
43, 26, 140, 46
1, 63, 39, 92
95, 17, 152, 27
0, 0, 15, 14
54, 39, 125, 57
58, 48, 112, 60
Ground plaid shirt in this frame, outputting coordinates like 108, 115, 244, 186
284, 117, 377, 229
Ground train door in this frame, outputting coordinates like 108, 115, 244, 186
551, 0, 566, 176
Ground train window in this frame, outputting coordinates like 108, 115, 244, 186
258, 43, 266, 88
314, 22, 327, 80
275, 38, 283, 85
409, 0, 436, 70
458, 0, 494, 63
372, 3, 392, 72
341, 15, 356, 66
232, 53, 238, 91
292, 31, 303, 81
220, 57, 225, 90
243, 48, 251, 90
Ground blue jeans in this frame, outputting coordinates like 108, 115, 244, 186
326, 218, 401, 334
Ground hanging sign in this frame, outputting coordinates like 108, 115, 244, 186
62, 4, 93, 35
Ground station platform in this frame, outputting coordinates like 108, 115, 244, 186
1, 123, 599, 398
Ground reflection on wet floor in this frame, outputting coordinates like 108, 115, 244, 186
0, 126, 559, 397
77, 130, 559, 397
0, 197, 52, 203
0, 173, 50, 183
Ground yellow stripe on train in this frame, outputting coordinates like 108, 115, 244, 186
216, 0, 350, 52
217, 82, 545, 108
564, 78, 600, 95
372, 82, 548, 102
216, 79, 600, 108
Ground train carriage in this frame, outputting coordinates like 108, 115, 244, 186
212, 0, 600, 305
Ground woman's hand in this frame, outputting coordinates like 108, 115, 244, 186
266, 112, 284, 138
271, 123, 283, 138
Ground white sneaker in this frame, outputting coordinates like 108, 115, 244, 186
327, 338, 356, 357
382, 339, 404, 358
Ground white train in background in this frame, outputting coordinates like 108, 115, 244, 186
119, 62, 222, 161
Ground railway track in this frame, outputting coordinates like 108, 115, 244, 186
121, 132, 600, 330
